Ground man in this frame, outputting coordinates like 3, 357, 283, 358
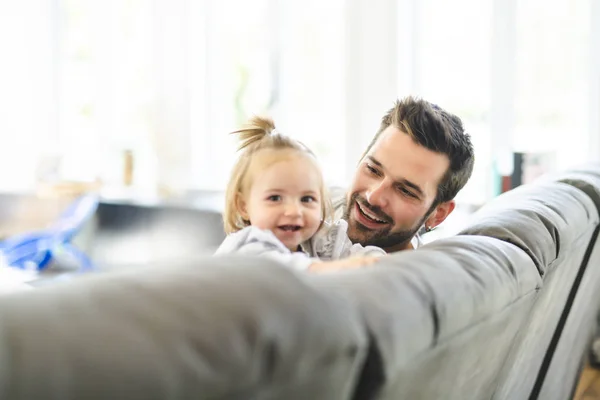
335, 96, 475, 252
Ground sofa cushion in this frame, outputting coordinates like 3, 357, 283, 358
0, 257, 367, 400
459, 181, 598, 276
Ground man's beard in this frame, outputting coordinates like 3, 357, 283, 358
343, 192, 426, 250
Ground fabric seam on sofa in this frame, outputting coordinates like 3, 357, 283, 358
528, 223, 600, 400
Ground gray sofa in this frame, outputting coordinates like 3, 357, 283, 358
0, 166, 599, 399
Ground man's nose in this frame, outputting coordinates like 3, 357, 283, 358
366, 181, 388, 208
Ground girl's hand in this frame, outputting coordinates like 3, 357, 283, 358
308, 256, 380, 272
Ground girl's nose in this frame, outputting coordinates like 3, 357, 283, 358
284, 202, 302, 217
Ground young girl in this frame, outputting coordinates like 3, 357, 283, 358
214, 116, 385, 271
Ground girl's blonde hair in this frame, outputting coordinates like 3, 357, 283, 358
223, 116, 332, 234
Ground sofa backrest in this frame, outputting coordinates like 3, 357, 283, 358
533, 167, 600, 399
0, 235, 542, 400
458, 178, 599, 399
0, 257, 368, 400
310, 235, 540, 399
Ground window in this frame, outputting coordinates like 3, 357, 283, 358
190, 0, 275, 190
1, 0, 598, 201
408, 0, 596, 204
515, 0, 591, 170
190, 0, 346, 189
0, 1, 55, 191
274, 0, 346, 186
408, 0, 493, 204
56, 0, 159, 191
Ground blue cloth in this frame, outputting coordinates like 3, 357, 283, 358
0, 194, 99, 272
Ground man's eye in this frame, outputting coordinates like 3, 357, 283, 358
397, 187, 416, 198
301, 196, 317, 203
267, 195, 281, 201
366, 164, 380, 176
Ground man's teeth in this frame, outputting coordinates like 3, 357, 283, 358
358, 203, 386, 223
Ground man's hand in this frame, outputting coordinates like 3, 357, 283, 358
308, 255, 381, 273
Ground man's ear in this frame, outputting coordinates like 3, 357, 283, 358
425, 200, 455, 230
236, 193, 249, 221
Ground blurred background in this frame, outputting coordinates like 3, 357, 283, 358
0, 0, 598, 206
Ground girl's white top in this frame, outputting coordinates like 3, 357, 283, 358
214, 219, 386, 270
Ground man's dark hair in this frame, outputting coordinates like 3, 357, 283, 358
362, 96, 475, 204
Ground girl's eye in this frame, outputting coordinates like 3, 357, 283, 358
301, 195, 317, 203
267, 195, 281, 201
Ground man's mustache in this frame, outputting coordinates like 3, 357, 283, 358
354, 195, 392, 224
